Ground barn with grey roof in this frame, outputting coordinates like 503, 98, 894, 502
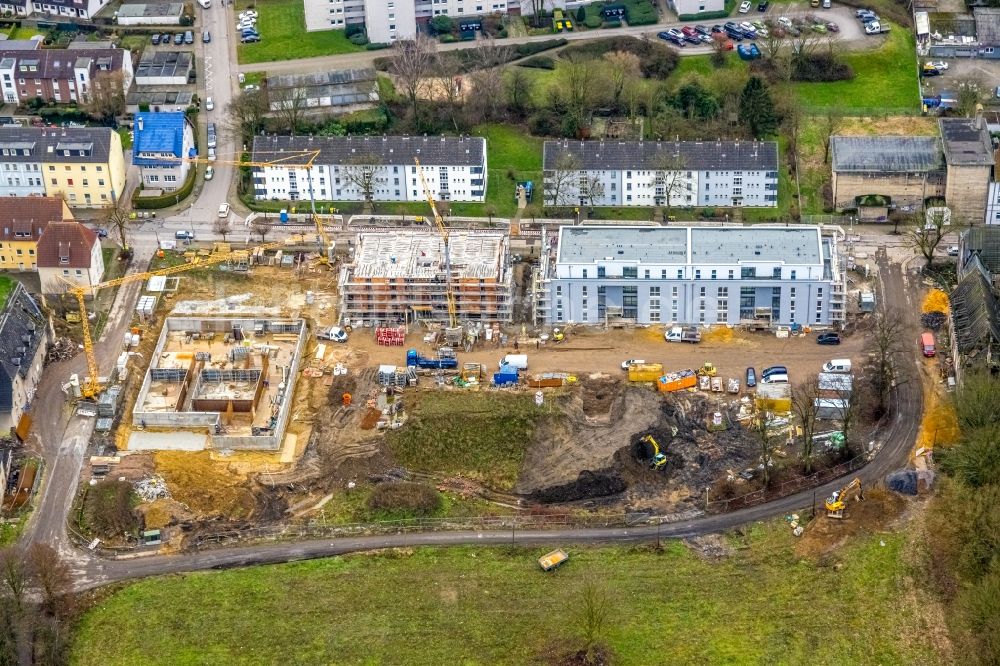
250, 135, 487, 203
542, 139, 779, 208
830, 135, 947, 211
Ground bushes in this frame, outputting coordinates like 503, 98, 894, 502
519, 55, 555, 69
791, 53, 854, 82
559, 36, 678, 78
513, 38, 567, 58
623, 0, 658, 25
367, 482, 442, 518
348, 31, 368, 46
133, 167, 196, 209
585, 15, 603, 28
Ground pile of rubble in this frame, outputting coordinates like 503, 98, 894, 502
134, 475, 171, 501
920, 311, 947, 331
45, 337, 80, 367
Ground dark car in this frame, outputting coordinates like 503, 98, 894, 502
826, 21, 839, 32
683, 33, 701, 44
725, 26, 745, 40
746, 367, 757, 388
761, 365, 787, 379
817, 332, 841, 345
694, 24, 711, 35
151, 33, 161, 45
711, 24, 724, 33
240, 34, 261, 43
95, 227, 109, 239
920, 67, 942, 77
758, 0, 769, 10
173, 32, 184, 45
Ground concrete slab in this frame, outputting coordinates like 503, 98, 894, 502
127, 431, 208, 451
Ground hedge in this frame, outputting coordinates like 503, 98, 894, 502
519, 55, 555, 69
133, 167, 197, 209
679, 9, 729, 19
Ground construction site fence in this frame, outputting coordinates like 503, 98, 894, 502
705, 453, 869, 513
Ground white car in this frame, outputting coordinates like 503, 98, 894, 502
621, 359, 646, 370
739, 21, 756, 34
218, 202, 230, 218
778, 16, 793, 27
947, 245, 959, 256
208, 147, 217, 161
739, 0, 751, 12
926, 60, 948, 71
205, 96, 214, 111
317, 326, 348, 343
205, 166, 214, 181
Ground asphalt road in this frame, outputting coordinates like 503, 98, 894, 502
236, 6, 871, 76
50, 244, 921, 590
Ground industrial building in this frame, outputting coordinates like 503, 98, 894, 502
533, 225, 846, 327
542, 140, 779, 208
130, 317, 307, 451
339, 230, 512, 325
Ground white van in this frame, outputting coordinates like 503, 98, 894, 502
822, 359, 852, 374
197, 0, 210, 8
499, 354, 528, 370
761, 373, 788, 384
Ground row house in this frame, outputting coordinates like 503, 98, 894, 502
0, 46, 133, 106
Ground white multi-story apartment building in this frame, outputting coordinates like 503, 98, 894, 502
2, 0, 111, 19
534, 225, 845, 326
543, 140, 779, 208
251, 135, 487, 203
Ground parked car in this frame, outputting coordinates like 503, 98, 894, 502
151, 33, 161, 45
739, 21, 756, 34
218, 203, 230, 218
241, 34, 261, 43
202, 30, 211, 43
826, 21, 839, 32
183, 30, 194, 44
239, 9, 258, 19
745, 367, 757, 388
761, 365, 787, 379
205, 166, 214, 181
926, 60, 949, 70
739, 0, 752, 12
173, 32, 184, 45
621, 359, 646, 370
711, 24, 724, 33
920, 65, 942, 77
95, 227, 109, 238
317, 326, 349, 343
777, 15, 792, 27
205, 96, 214, 111
817, 332, 841, 345
208, 147, 217, 161
681, 25, 698, 37
657, 31, 685, 46
175, 230, 195, 240
947, 245, 959, 256
684, 33, 701, 45
694, 24, 711, 35
757, 0, 768, 10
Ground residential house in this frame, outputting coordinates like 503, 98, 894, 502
533, 225, 846, 326
35, 221, 105, 292
542, 140, 779, 208
941, 117, 995, 222
0, 197, 73, 272
830, 136, 945, 211
0, 126, 127, 207
0, 46, 133, 106
251, 135, 487, 203
2, 0, 111, 19
133, 111, 195, 191
950, 227, 1000, 384
264, 68, 379, 115
114, 1, 185, 24
134, 51, 192, 86
0, 282, 48, 436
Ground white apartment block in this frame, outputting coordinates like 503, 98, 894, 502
986, 181, 1000, 225
251, 135, 487, 203
543, 140, 779, 208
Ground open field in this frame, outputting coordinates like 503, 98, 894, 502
235, 0, 362, 65
70, 523, 945, 665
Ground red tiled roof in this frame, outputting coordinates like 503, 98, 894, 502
36, 221, 98, 269
0, 197, 68, 242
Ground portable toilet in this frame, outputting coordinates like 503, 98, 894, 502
279, 209, 289, 224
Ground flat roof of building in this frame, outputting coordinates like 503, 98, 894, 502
557, 226, 823, 265
352, 231, 505, 280
940, 117, 994, 166
117, 2, 184, 16
135, 50, 192, 79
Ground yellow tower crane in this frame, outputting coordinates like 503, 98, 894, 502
160, 149, 336, 265
65, 234, 310, 399
413, 157, 458, 328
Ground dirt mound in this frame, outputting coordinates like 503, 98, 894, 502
528, 469, 627, 503
795, 487, 908, 559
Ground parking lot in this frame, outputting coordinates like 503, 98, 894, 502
919, 55, 1000, 105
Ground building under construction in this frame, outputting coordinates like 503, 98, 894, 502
339, 230, 513, 325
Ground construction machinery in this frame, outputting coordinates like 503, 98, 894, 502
639, 434, 667, 470
160, 148, 336, 265
696, 362, 717, 377
825, 477, 863, 518
65, 235, 310, 399
413, 157, 458, 329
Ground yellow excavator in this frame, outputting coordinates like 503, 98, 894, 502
825, 478, 863, 519
640, 434, 667, 470
696, 362, 717, 377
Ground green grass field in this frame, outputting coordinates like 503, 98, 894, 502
385, 391, 543, 490
70, 526, 943, 665
0, 276, 15, 310
796, 28, 919, 112
236, 0, 362, 65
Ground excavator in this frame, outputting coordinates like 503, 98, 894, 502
825, 477, 863, 519
639, 434, 667, 470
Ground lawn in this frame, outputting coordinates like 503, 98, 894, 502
385, 391, 544, 490
4, 26, 44, 40
795, 28, 920, 112
70, 526, 945, 665
0, 275, 14, 310
236, 0, 362, 65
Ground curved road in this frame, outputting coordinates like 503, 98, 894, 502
53, 247, 922, 590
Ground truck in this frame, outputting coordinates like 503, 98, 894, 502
628, 363, 664, 382
657, 369, 698, 393
406, 349, 458, 370
664, 326, 701, 343
493, 364, 520, 386
499, 354, 528, 370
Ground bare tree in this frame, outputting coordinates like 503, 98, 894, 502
213, 216, 233, 241
867, 307, 906, 417
544, 153, 581, 207
103, 205, 131, 255
710, 34, 730, 68
603, 50, 640, 109
269, 85, 309, 133
0, 549, 26, 613
26, 544, 71, 617
907, 208, 949, 269
435, 53, 465, 131
576, 579, 612, 661
580, 174, 606, 211
651, 152, 689, 222
82, 70, 126, 125
225, 89, 269, 145
819, 105, 844, 165
559, 56, 599, 133
251, 218, 271, 242
342, 152, 387, 212
505, 67, 535, 118
467, 39, 512, 123
954, 76, 984, 118
791, 374, 822, 474
389, 33, 438, 122
832, 381, 859, 452
523, 203, 540, 223
750, 412, 781, 488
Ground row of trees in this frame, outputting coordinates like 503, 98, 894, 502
0, 544, 74, 664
